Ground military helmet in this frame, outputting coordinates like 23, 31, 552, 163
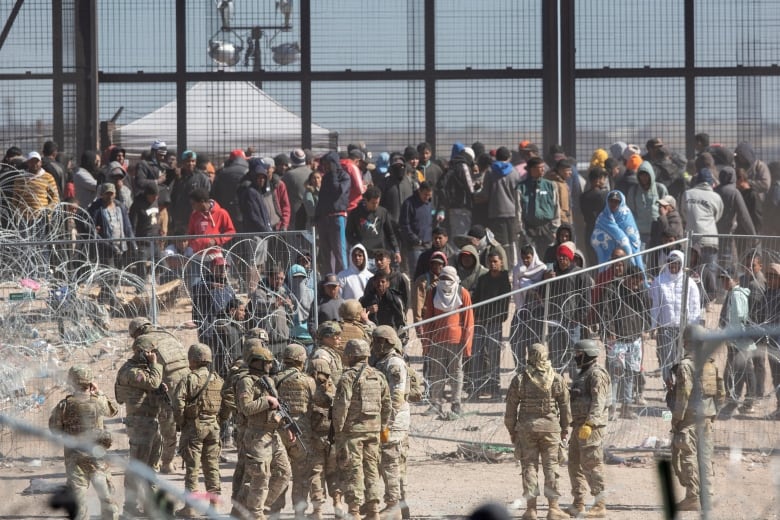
344, 339, 370, 358
573, 339, 601, 357
133, 335, 157, 353
339, 299, 363, 321
527, 343, 549, 365
243, 338, 264, 360
682, 323, 705, 350
283, 343, 308, 363
309, 358, 332, 376
246, 344, 274, 365
68, 365, 93, 388
128, 317, 152, 337
246, 327, 270, 343
318, 320, 342, 339
372, 325, 401, 353
188, 343, 213, 364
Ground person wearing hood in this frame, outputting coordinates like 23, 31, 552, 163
211, 149, 249, 231
455, 244, 487, 292
580, 167, 610, 266
718, 267, 757, 418
590, 190, 644, 272
315, 151, 351, 274
475, 146, 520, 266
169, 150, 212, 235
436, 147, 476, 237
650, 251, 701, 386
287, 263, 314, 346
681, 168, 723, 304
734, 142, 771, 232
543, 223, 574, 265
626, 160, 667, 247
421, 265, 474, 419
338, 244, 373, 301
715, 166, 756, 236
73, 149, 101, 208
186, 188, 236, 254
511, 245, 547, 370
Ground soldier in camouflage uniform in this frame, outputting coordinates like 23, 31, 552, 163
566, 339, 611, 518
504, 343, 571, 520
333, 339, 391, 520
233, 343, 292, 520
670, 324, 723, 512
371, 326, 409, 520
114, 333, 165, 518
339, 300, 372, 364
49, 365, 119, 520
268, 343, 316, 519
129, 317, 189, 474
311, 321, 344, 385
307, 357, 342, 520
172, 343, 225, 517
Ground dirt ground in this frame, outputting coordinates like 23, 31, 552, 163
0, 301, 778, 519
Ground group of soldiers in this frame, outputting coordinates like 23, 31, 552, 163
49, 315, 412, 520
504, 327, 722, 519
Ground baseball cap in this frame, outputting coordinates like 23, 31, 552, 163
323, 273, 340, 286
429, 251, 448, 265
518, 140, 539, 153
100, 182, 116, 195
658, 195, 676, 208
26, 151, 41, 161
229, 149, 247, 161
151, 140, 167, 151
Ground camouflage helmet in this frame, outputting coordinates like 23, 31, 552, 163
132, 335, 157, 353
188, 343, 213, 364
68, 365, 93, 388
682, 323, 705, 350
574, 339, 601, 357
317, 320, 342, 339
527, 343, 549, 366
246, 343, 274, 365
309, 358, 331, 377
339, 299, 363, 321
344, 339, 370, 358
243, 338, 264, 360
246, 327, 270, 344
283, 343, 308, 364
128, 317, 152, 337
372, 325, 401, 353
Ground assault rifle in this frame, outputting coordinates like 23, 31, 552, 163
259, 376, 308, 455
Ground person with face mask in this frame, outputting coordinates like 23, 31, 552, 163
566, 339, 611, 518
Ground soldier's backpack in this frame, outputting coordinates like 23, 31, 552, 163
405, 361, 424, 403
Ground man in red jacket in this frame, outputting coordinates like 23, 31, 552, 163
187, 187, 236, 253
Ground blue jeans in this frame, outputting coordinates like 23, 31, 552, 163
317, 215, 347, 274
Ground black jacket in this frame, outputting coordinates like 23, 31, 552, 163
346, 200, 399, 254
211, 157, 249, 230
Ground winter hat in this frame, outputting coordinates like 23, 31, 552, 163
625, 155, 643, 171
557, 241, 576, 261
610, 141, 627, 160
622, 144, 641, 162
590, 148, 608, 169
229, 149, 247, 161
695, 168, 714, 186
290, 148, 306, 165
374, 152, 390, 174
430, 251, 448, 265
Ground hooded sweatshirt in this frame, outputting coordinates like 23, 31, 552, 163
187, 199, 237, 252
315, 152, 350, 217
626, 161, 667, 236
649, 251, 701, 327
456, 244, 487, 291
715, 166, 756, 235
720, 284, 755, 352
481, 160, 520, 219
681, 172, 724, 249
338, 244, 373, 300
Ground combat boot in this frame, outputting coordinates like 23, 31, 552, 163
160, 461, 175, 474
565, 499, 585, 517
175, 505, 201, 518
364, 500, 381, 520
308, 501, 325, 520
675, 495, 700, 511
584, 500, 606, 518
347, 503, 362, 520
333, 493, 346, 519
547, 498, 567, 520
379, 501, 402, 520
620, 403, 638, 420
521, 497, 537, 520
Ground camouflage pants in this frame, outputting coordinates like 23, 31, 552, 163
672, 420, 714, 498
124, 415, 162, 512
236, 430, 291, 517
64, 450, 118, 520
271, 424, 311, 514
157, 406, 178, 468
568, 425, 605, 501
180, 417, 221, 494
231, 423, 246, 500
309, 434, 340, 504
515, 430, 560, 499
380, 432, 408, 504
337, 432, 381, 508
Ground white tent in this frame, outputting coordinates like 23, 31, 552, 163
114, 81, 337, 157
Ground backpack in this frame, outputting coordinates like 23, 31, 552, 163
438, 162, 472, 210
406, 362, 424, 403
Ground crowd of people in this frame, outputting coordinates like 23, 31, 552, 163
20, 133, 780, 519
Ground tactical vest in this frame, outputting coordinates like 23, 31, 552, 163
240, 373, 278, 431
184, 368, 224, 419
225, 365, 249, 429
340, 322, 371, 362
678, 358, 724, 401
61, 394, 101, 435
310, 382, 334, 434
275, 368, 313, 417
141, 330, 189, 388
115, 361, 156, 415
517, 373, 559, 417
570, 363, 609, 426
344, 364, 384, 431
312, 347, 343, 385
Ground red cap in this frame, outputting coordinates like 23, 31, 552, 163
229, 149, 247, 160
212, 256, 227, 266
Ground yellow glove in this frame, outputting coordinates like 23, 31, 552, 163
578, 424, 592, 440
380, 427, 390, 444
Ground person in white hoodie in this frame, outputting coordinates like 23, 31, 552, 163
338, 243, 373, 300
650, 250, 701, 387
510, 244, 548, 370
